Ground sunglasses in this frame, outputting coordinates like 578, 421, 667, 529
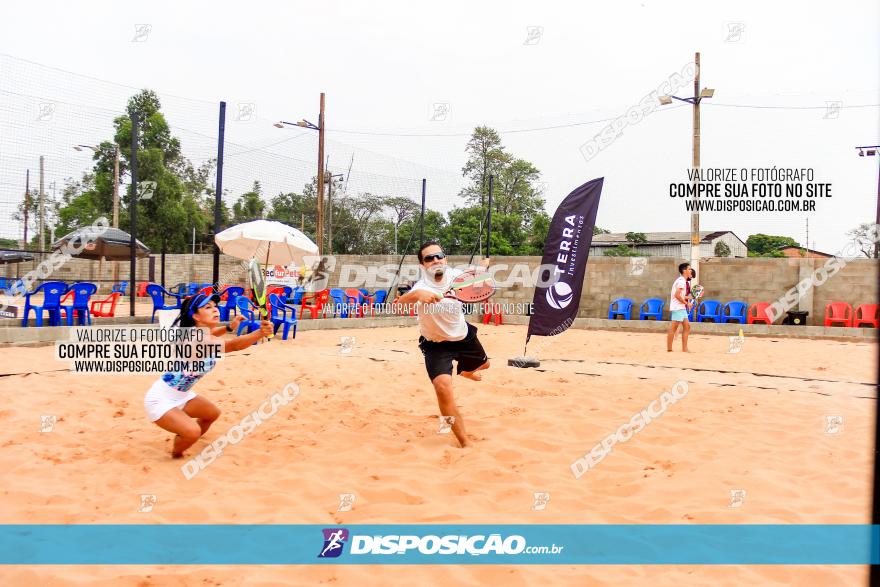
422, 252, 446, 263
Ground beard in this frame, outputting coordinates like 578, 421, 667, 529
426, 265, 446, 278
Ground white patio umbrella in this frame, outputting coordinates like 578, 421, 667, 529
214, 220, 318, 265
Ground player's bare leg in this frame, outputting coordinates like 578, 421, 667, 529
460, 360, 490, 381
667, 322, 679, 351
681, 320, 691, 352
431, 374, 469, 447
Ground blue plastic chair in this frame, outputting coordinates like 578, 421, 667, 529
170, 283, 188, 296
61, 282, 98, 325
146, 283, 183, 323
268, 293, 298, 340
723, 301, 748, 324
111, 281, 128, 296
290, 287, 305, 305
373, 290, 388, 305
329, 288, 349, 318
186, 283, 201, 295
696, 300, 724, 323
235, 297, 261, 335
0, 277, 8, 292
639, 298, 665, 321
217, 286, 244, 321
22, 281, 68, 327
608, 298, 634, 320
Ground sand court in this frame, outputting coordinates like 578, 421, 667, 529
0, 325, 874, 585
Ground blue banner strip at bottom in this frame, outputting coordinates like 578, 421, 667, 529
1, 525, 878, 565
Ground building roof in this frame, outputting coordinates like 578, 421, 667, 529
592, 231, 740, 246
777, 245, 834, 258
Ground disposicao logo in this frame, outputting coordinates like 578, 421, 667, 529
318, 528, 349, 558
546, 281, 573, 309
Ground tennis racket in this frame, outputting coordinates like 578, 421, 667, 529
247, 258, 273, 340
690, 284, 704, 302
444, 270, 496, 302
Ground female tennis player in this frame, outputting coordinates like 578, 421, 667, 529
394, 240, 491, 448
144, 292, 273, 458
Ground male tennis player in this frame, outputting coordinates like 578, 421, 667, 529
395, 240, 491, 448
666, 262, 693, 352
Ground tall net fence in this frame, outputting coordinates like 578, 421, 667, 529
0, 53, 468, 294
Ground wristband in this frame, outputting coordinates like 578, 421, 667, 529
225, 324, 233, 333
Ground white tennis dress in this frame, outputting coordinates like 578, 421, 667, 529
143, 359, 216, 422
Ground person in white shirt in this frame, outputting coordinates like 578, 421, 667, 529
395, 240, 491, 448
666, 262, 693, 352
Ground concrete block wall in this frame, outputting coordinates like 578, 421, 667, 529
4, 251, 877, 326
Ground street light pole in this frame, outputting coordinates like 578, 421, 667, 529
659, 51, 714, 281
274, 93, 326, 253
691, 52, 701, 279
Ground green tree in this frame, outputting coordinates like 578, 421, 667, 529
714, 241, 731, 257
593, 226, 610, 235
494, 158, 545, 220
396, 209, 447, 253
110, 89, 195, 252
746, 233, 798, 257
625, 232, 647, 245
525, 212, 551, 255
460, 126, 507, 207
232, 181, 267, 223
603, 244, 642, 257
14, 186, 62, 247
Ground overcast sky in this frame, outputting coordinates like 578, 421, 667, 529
1, 0, 878, 253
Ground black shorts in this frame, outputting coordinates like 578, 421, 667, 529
418, 323, 488, 381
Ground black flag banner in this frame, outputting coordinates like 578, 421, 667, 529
527, 177, 603, 343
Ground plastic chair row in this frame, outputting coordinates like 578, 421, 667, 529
609, 297, 751, 324
21, 281, 118, 326
146, 284, 246, 323
234, 294, 298, 340
824, 302, 878, 328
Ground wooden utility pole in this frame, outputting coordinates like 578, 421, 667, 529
316, 93, 326, 255
690, 52, 702, 280
23, 170, 29, 249
39, 156, 45, 253
112, 145, 120, 228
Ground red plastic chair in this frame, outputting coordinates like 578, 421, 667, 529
344, 288, 366, 317
482, 302, 503, 326
197, 285, 233, 301
747, 302, 774, 324
90, 292, 121, 318
392, 296, 415, 316
853, 304, 879, 328
301, 289, 330, 319
824, 302, 853, 327
136, 281, 150, 297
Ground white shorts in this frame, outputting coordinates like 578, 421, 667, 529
144, 379, 197, 422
